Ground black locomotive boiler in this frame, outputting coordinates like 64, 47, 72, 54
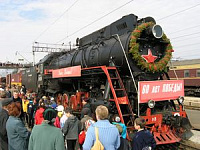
22, 14, 191, 145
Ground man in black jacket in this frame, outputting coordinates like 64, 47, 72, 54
0, 97, 13, 150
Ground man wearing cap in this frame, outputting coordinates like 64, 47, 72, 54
0, 97, 13, 150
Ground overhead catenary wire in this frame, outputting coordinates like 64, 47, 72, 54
158, 3, 200, 21
175, 48, 200, 54
33, 0, 80, 42
171, 31, 200, 39
171, 35, 200, 42
17, 0, 79, 63
56, 1, 200, 44
56, 0, 135, 43
175, 42, 200, 48
169, 24, 200, 35
23, 1, 200, 63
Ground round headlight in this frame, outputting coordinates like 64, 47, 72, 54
178, 96, 184, 104
152, 25, 163, 38
148, 100, 155, 108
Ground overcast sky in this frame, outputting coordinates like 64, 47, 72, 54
0, 0, 200, 65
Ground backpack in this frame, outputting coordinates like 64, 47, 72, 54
91, 127, 104, 150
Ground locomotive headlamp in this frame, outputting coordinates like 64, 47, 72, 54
151, 24, 163, 38
178, 96, 184, 104
148, 100, 155, 108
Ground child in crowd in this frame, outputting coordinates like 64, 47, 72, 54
79, 118, 95, 148
132, 117, 156, 150
54, 105, 64, 128
112, 115, 127, 139
60, 109, 68, 129
112, 115, 130, 150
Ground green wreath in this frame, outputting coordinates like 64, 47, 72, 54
129, 22, 173, 72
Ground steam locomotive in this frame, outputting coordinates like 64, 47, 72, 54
22, 14, 191, 145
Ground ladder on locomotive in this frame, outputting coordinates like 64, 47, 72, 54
102, 66, 134, 127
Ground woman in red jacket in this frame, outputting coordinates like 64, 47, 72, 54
34, 99, 45, 125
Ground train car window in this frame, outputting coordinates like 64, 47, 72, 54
184, 70, 189, 77
196, 69, 200, 77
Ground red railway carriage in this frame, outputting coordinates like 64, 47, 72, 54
6, 72, 22, 87
169, 59, 200, 96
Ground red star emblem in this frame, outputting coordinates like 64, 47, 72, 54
142, 49, 157, 63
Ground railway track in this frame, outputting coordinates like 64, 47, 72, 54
155, 141, 200, 150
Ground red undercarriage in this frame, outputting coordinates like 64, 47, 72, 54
142, 106, 187, 145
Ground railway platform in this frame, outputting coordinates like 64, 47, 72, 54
184, 96, 200, 108
183, 97, 200, 149
189, 130, 200, 145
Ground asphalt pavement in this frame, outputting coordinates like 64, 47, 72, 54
185, 109, 200, 129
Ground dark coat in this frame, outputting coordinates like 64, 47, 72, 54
131, 129, 156, 150
28, 122, 65, 150
0, 109, 9, 150
80, 104, 91, 119
6, 116, 30, 150
118, 137, 131, 150
62, 115, 81, 140
12, 97, 22, 104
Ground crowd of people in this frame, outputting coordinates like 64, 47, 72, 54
0, 85, 156, 150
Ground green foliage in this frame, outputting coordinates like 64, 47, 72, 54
129, 22, 173, 73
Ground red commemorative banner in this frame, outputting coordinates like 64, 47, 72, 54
138, 80, 184, 103
52, 66, 81, 78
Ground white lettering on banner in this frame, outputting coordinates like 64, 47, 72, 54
151, 86, 160, 93
162, 83, 182, 93
142, 84, 150, 94
58, 70, 63, 76
152, 117, 157, 122
64, 69, 72, 75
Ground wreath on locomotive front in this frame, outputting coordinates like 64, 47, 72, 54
129, 22, 173, 73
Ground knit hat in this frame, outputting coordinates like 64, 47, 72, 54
43, 108, 57, 122
82, 108, 91, 116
